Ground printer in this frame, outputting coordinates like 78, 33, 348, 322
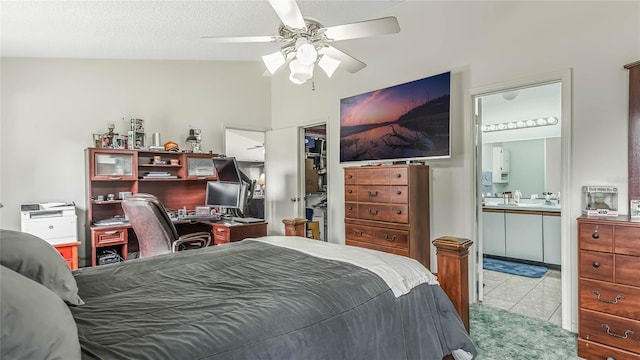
20, 202, 77, 245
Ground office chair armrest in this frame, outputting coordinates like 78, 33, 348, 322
173, 232, 212, 252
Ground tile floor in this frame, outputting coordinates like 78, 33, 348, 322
481, 268, 562, 326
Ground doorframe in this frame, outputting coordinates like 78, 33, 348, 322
468, 69, 573, 331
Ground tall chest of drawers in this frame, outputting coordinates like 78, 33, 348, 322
577, 215, 640, 359
344, 165, 430, 268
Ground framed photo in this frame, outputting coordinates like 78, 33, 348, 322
631, 199, 640, 219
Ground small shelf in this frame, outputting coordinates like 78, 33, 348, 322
138, 177, 182, 181
138, 164, 182, 168
92, 200, 123, 205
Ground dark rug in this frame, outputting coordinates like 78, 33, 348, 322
470, 303, 579, 359
483, 257, 547, 278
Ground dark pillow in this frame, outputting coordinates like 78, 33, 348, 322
0, 265, 81, 360
0, 229, 84, 305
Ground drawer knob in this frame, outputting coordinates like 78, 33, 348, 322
592, 262, 600, 268
396, 190, 402, 195
592, 290, 624, 304
384, 234, 397, 242
592, 232, 600, 239
353, 231, 364, 237
348, 190, 353, 193
348, 206, 353, 211
396, 210, 402, 214
368, 191, 379, 197
601, 324, 634, 339
395, 174, 402, 178
347, 175, 353, 179
368, 209, 379, 215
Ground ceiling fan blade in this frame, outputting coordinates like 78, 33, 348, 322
267, 0, 306, 29
200, 35, 278, 43
320, 46, 366, 74
323, 16, 400, 41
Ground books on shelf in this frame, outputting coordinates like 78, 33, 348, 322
142, 171, 177, 179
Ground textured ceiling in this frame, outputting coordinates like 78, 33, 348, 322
1, 0, 403, 61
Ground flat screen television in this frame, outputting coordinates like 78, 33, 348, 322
205, 181, 241, 209
339, 71, 451, 163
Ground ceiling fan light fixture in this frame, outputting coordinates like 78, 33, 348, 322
262, 50, 286, 74
295, 40, 318, 66
318, 54, 341, 77
289, 59, 314, 84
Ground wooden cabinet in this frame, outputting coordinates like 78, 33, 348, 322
483, 209, 506, 257
578, 215, 640, 360
211, 222, 268, 245
482, 208, 560, 265
343, 165, 430, 268
505, 210, 543, 262
53, 242, 81, 270
86, 148, 221, 266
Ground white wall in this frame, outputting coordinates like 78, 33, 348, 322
0, 58, 271, 263
268, 1, 639, 332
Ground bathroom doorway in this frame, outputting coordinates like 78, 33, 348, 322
472, 71, 573, 331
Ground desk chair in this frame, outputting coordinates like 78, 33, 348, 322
121, 194, 211, 258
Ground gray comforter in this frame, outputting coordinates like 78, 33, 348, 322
71, 239, 476, 359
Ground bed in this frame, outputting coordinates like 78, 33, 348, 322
0, 230, 476, 360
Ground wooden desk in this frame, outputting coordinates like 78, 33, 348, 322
53, 241, 81, 270
209, 221, 268, 245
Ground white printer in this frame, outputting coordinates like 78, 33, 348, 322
20, 202, 77, 245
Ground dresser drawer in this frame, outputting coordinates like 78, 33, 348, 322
345, 202, 358, 219
356, 185, 408, 204
345, 185, 358, 201
580, 250, 614, 282
346, 239, 409, 257
580, 223, 614, 253
615, 225, 640, 256
578, 338, 640, 360
344, 169, 358, 185
94, 228, 127, 246
389, 167, 409, 185
580, 309, 640, 353
580, 279, 640, 319
345, 223, 374, 243
373, 228, 408, 249
357, 204, 408, 223
56, 245, 74, 259
616, 254, 640, 287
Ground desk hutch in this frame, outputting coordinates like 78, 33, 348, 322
85, 148, 266, 266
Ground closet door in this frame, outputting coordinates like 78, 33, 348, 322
265, 127, 303, 235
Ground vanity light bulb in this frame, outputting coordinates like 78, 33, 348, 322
480, 125, 488, 131
497, 123, 506, 130
537, 118, 547, 125
516, 121, 525, 128
488, 124, 496, 131
507, 122, 516, 129
526, 120, 536, 127
547, 116, 558, 124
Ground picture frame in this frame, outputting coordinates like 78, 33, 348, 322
631, 199, 640, 219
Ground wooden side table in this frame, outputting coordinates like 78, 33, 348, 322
211, 222, 268, 245
53, 241, 81, 270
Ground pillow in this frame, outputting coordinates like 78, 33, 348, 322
0, 229, 84, 305
0, 265, 81, 360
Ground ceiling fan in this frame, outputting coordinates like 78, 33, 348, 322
201, 0, 400, 84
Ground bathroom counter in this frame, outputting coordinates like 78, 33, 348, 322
483, 203, 561, 213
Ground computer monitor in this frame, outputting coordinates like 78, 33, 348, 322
212, 158, 242, 183
205, 181, 241, 209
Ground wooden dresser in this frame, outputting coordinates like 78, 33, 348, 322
344, 164, 430, 268
577, 215, 640, 359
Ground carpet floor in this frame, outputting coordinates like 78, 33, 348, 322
470, 303, 580, 359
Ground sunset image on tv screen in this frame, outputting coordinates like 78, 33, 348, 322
340, 71, 451, 163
